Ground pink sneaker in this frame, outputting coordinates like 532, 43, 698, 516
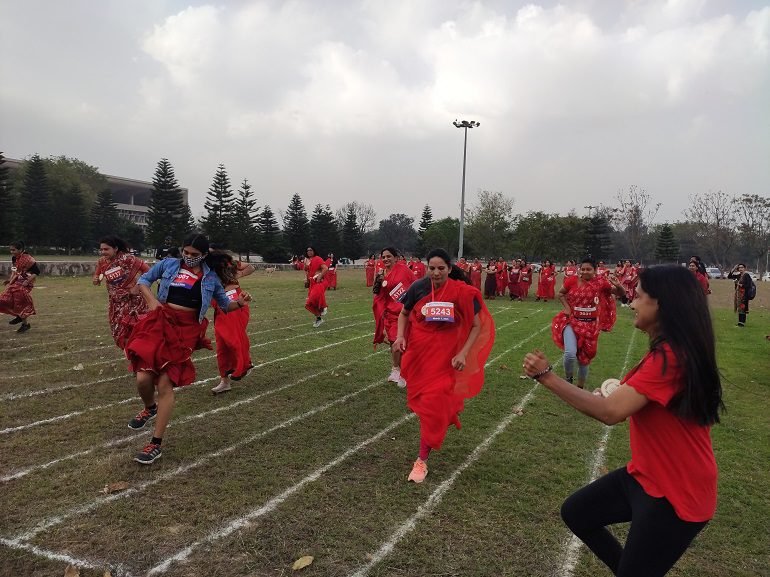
407, 459, 428, 483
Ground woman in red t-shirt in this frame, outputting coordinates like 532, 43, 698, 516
523, 264, 723, 577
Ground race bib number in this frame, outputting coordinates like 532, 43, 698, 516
225, 288, 239, 301
573, 305, 598, 320
170, 271, 198, 289
421, 301, 455, 322
104, 266, 126, 285
388, 282, 406, 302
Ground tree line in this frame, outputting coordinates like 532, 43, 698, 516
2, 153, 767, 270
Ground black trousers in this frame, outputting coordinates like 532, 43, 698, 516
561, 467, 708, 577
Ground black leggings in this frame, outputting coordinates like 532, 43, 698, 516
561, 467, 708, 577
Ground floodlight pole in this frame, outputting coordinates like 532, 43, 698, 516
454, 120, 479, 259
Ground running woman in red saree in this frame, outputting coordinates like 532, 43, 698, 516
209, 252, 256, 394
125, 234, 251, 465
536, 260, 557, 302
372, 247, 415, 388
393, 248, 495, 483
551, 258, 625, 389
325, 253, 338, 290
304, 246, 328, 327
1, 241, 39, 333
92, 236, 150, 349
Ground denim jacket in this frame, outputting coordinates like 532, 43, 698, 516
138, 258, 231, 323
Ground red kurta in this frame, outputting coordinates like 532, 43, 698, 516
305, 256, 328, 316
400, 280, 495, 450
0, 252, 37, 319
372, 262, 414, 345
95, 252, 150, 348
551, 275, 617, 366
213, 286, 253, 379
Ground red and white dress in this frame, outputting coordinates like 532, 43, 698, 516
551, 275, 617, 366
372, 262, 414, 346
94, 252, 149, 348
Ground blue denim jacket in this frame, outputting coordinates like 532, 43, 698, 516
138, 258, 231, 324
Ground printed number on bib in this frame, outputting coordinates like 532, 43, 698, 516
388, 282, 407, 302
104, 266, 126, 284
226, 288, 239, 302
421, 301, 455, 322
170, 271, 198, 289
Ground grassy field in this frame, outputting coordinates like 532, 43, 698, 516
0, 270, 768, 577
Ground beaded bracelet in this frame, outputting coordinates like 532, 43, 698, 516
531, 364, 553, 380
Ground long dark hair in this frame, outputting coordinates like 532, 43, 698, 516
426, 248, 471, 285
636, 265, 724, 425
99, 235, 129, 253
208, 252, 237, 286
10, 240, 25, 251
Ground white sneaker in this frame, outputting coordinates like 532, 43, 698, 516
321, 307, 328, 316
387, 368, 400, 383
211, 381, 232, 395
396, 376, 407, 388
313, 317, 324, 328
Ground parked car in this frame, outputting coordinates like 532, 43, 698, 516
748, 271, 759, 281
762, 272, 770, 282
705, 267, 724, 279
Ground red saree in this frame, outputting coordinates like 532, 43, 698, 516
96, 252, 149, 348
469, 264, 482, 290
520, 265, 533, 298
213, 286, 253, 379
372, 262, 414, 345
536, 265, 556, 300
400, 279, 495, 450
305, 255, 328, 316
508, 267, 521, 299
0, 252, 37, 318
495, 263, 507, 296
365, 258, 375, 287
125, 306, 212, 387
551, 276, 617, 366
325, 258, 338, 289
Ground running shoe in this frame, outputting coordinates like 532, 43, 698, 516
17, 322, 31, 333
313, 317, 324, 328
407, 459, 428, 483
128, 406, 157, 430
396, 376, 407, 389
387, 369, 400, 383
211, 381, 232, 395
134, 442, 162, 465
321, 307, 328, 316
8, 316, 23, 325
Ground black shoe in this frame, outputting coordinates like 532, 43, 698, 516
134, 442, 162, 465
567, 376, 574, 384
16, 322, 31, 333
128, 406, 157, 430
8, 316, 23, 325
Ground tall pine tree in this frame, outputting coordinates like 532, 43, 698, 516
341, 205, 363, 260
654, 223, 680, 263
417, 204, 434, 257
201, 164, 235, 246
52, 183, 87, 254
309, 204, 338, 256
147, 158, 187, 247
231, 179, 259, 258
19, 154, 52, 247
584, 215, 613, 261
257, 205, 287, 263
283, 193, 310, 257
0, 152, 16, 244
90, 188, 120, 241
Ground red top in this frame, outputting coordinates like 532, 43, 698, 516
623, 344, 717, 522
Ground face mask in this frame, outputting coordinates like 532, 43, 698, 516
183, 254, 205, 268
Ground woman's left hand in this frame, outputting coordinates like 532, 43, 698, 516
451, 353, 467, 371
522, 350, 550, 378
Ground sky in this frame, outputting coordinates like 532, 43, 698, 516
1, 0, 768, 226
